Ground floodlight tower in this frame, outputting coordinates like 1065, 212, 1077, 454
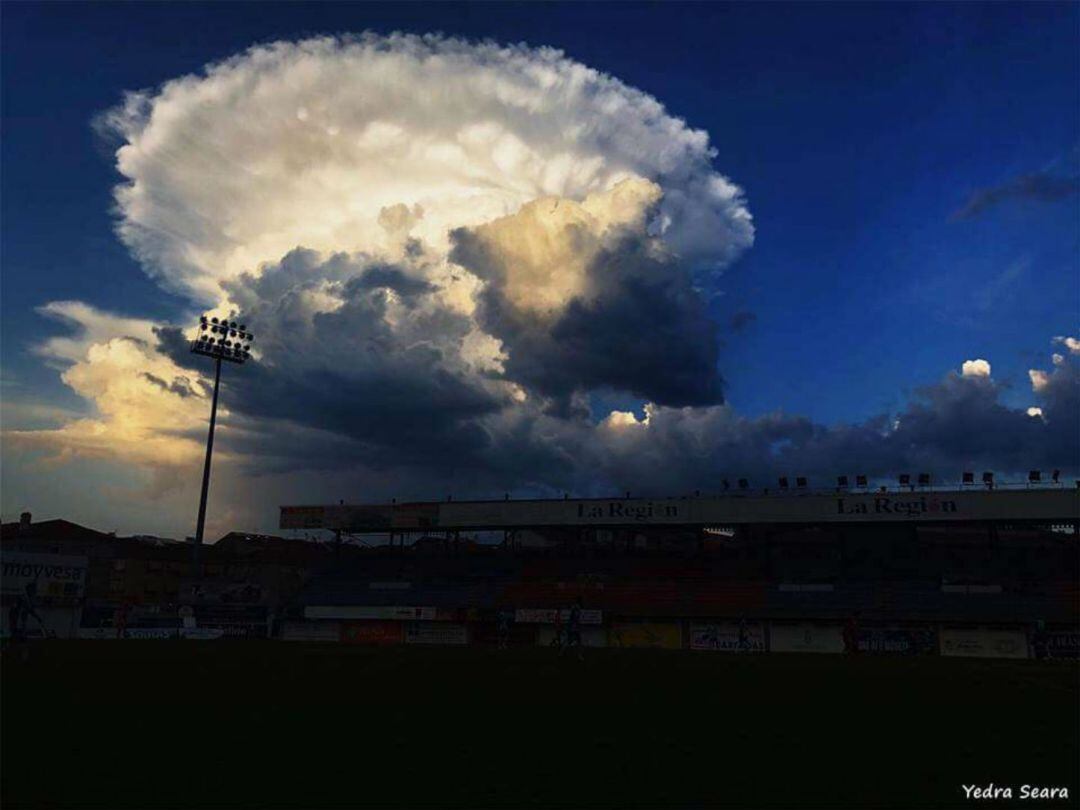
189, 315, 255, 571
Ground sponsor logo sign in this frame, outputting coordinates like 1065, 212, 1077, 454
939, 628, 1029, 659
341, 620, 402, 645
78, 627, 227, 640
2, 552, 87, 601
306, 605, 438, 620
514, 608, 603, 625
404, 622, 467, 645
178, 579, 264, 605
281, 621, 340, 642
194, 605, 268, 638
769, 623, 845, 654
856, 626, 936, 655
835, 496, 957, 518
575, 500, 681, 522
537, 626, 607, 648
689, 622, 766, 652
609, 622, 682, 649
1044, 630, 1079, 658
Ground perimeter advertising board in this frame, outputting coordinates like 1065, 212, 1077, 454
306, 606, 438, 620
939, 628, 1028, 659
195, 605, 268, 638
856, 626, 936, 655
404, 622, 467, 645
609, 622, 682, 649
178, 579, 264, 605
769, 623, 844, 654
281, 621, 340, 642
514, 608, 603, 625
77, 627, 226, 640
537, 626, 608, 648
341, 620, 403, 645
1044, 630, 1079, 658
689, 622, 766, 652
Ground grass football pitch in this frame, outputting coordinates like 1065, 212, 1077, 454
2, 642, 1077, 808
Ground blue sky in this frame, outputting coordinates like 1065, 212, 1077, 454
2, 3, 1078, 534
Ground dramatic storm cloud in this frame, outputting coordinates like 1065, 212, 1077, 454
9, 33, 1079, 534
99, 33, 752, 302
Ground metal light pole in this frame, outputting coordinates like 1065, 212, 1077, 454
190, 315, 255, 573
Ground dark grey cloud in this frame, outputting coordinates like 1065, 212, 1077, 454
953, 172, 1080, 220
141, 372, 201, 399
451, 229, 724, 414
151, 242, 1078, 502
582, 362, 1080, 495
158, 250, 509, 474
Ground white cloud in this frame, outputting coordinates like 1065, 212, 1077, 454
1026, 406, 1044, 418
1053, 335, 1080, 355
22, 34, 754, 485
34, 301, 157, 364
961, 358, 991, 378
100, 33, 753, 304
1028, 368, 1050, 392
602, 409, 647, 429
456, 177, 663, 313
8, 304, 208, 467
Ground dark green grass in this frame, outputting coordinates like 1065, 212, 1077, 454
2, 642, 1077, 809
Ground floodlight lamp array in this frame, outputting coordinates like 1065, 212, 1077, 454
191, 315, 255, 364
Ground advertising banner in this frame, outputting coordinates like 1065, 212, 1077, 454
513, 608, 603, 625
2, 552, 87, 602
609, 622, 682, 649
194, 605, 268, 638
939, 628, 1029, 659
78, 627, 226, 640
1043, 630, 1079, 659
431, 489, 1078, 528
178, 579, 265, 605
404, 622, 467, 645
119, 627, 175, 640
689, 622, 766, 652
537, 626, 607, 648
341, 620, 403, 645
856, 626, 936, 655
769, 623, 844, 654
307, 605, 437, 621
281, 621, 340, 642
79, 626, 121, 640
